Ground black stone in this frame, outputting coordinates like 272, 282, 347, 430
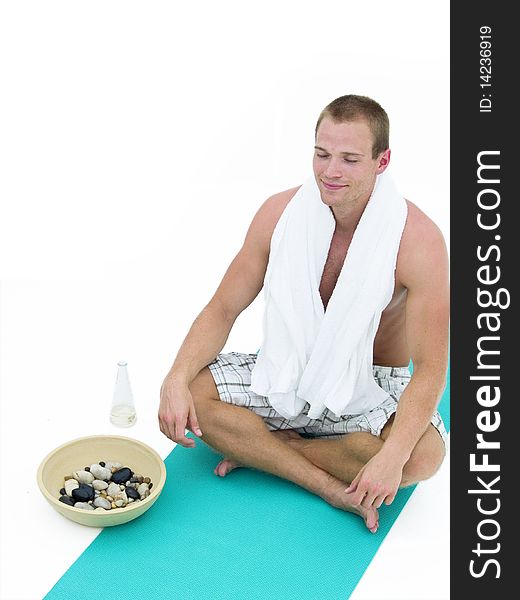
125, 486, 139, 500
71, 484, 95, 503
99, 461, 106, 467
84, 466, 90, 472
111, 467, 133, 485
59, 495, 75, 506
60, 487, 66, 496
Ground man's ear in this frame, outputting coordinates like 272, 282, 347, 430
376, 149, 391, 173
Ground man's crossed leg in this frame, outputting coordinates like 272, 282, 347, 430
188, 366, 445, 533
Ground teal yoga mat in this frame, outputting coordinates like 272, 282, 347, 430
45, 370, 449, 600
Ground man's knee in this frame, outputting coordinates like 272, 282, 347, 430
188, 367, 222, 430
189, 367, 220, 404
401, 426, 446, 486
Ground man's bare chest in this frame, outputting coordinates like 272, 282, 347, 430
318, 236, 350, 309
318, 233, 406, 312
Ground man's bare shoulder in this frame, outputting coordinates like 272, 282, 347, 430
397, 200, 449, 288
248, 186, 301, 244
259, 185, 300, 224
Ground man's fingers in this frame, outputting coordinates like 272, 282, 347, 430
173, 418, 196, 447
361, 490, 379, 509
177, 434, 196, 448
158, 413, 196, 447
345, 476, 368, 506
374, 493, 387, 509
187, 407, 203, 437
158, 415, 173, 441
173, 428, 196, 447
351, 484, 368, 506
384, 493, 396, 506
345, 474, 360, 494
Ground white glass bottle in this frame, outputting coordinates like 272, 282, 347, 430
110, 361, 137, 427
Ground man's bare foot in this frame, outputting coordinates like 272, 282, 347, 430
213, 457, 241, 477
213, 430, 302, 477
321, 473, 379, 533
272, 431, 378, 531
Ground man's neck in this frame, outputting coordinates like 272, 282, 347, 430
330, 199, 368, 236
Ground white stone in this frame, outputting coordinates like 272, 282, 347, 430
74, 502, 95, 510
93, 497, 112, 510
64, 479, 79, 496
107, 482, 120, 497
72, 470, 94, 484
89, 464, 112, 481
113, 490, 128, 507
104, 461, 123, 471
92, 479, 109, 491
137, 483, 150, 499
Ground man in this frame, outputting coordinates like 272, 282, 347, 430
158, 95, 449, 533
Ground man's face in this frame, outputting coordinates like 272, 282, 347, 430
312, 117, 390, 210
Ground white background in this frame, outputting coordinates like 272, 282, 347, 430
0, 1, 449, 599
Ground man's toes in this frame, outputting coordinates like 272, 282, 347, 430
365, 508, 379, 532
214, 458, 240, 477
214, 460, 227, 477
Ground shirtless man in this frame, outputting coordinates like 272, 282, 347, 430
158, 95, 449, 533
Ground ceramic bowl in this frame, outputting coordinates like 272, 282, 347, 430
37, 434, 167, 527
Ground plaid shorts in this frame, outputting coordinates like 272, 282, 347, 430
208, 352, 447, 444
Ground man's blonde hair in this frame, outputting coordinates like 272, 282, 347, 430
315, 95, 390, 158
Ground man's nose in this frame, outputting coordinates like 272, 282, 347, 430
323, 157, 343, 178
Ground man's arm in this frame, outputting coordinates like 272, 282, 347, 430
158, 189, 296, 446
380, 221, 449, 462
347, 204, 449, 506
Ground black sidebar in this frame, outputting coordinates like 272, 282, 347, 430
451, 3, 516, 597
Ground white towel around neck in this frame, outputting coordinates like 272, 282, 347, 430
250, 171, 408, 419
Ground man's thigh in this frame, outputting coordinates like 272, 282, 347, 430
189, 366, 221, 405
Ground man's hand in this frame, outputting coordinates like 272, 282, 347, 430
158, 376, 203, 448
345, 449, 406, 509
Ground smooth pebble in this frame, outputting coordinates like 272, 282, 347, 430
92, 479, 108, 491
93, 497, 112, 510
113, 490, 128, 507
107, 482, 120, 497
111, 467, 133, 485
137, 483, 150, 499
89, 464, 112, 481
74, 502, 95, 510
65, 479, 79, 496
104, 461, 123, 471
59, 495, 75, 506
125, 486, 139, 500
72, 484, 95, 503
72, 470, 95, 485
